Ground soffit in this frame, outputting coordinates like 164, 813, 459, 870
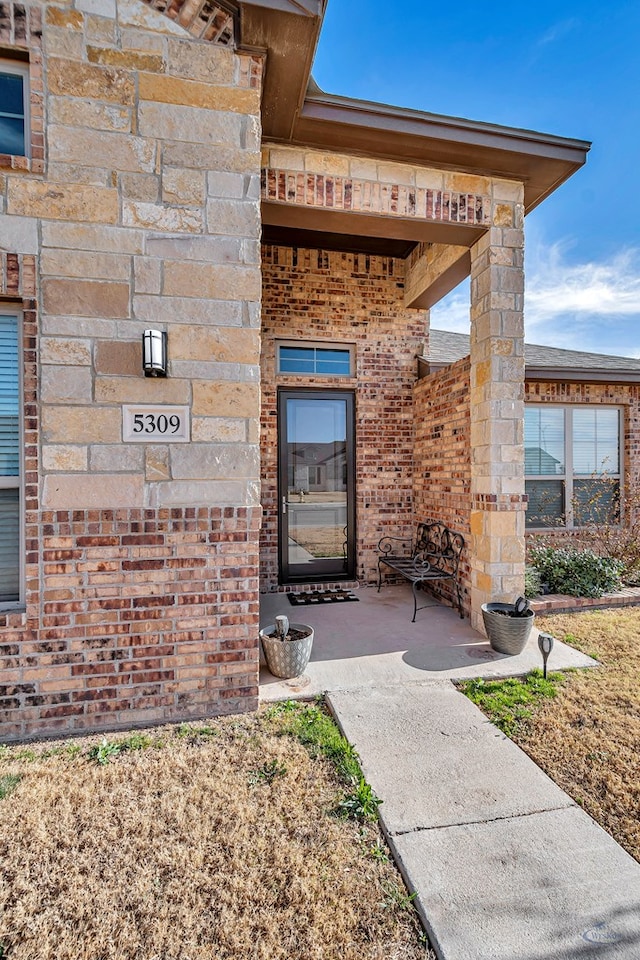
239, 0, 326, 140
261, 225, 416, 258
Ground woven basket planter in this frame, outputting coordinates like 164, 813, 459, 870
260, 623, 314, 679
481, 603, 535, 655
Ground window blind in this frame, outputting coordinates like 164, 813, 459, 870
0, 314, 19, 477
0, 314, 19, 603
0, 489, 19, 602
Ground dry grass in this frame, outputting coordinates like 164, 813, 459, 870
293, 526, 344, 558
0, 704, 430, 960
517, 609, 640, 862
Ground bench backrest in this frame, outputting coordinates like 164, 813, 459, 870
413, 522, 464, 575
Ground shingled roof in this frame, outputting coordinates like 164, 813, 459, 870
423, 329, 640, 383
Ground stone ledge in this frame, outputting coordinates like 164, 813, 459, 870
530, 585, 640, 615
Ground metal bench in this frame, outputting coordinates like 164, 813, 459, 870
377, 521, 465, 621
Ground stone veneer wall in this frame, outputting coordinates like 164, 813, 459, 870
0, 0, 263, 740
468, 191, 526, 630
260, 245, 428, 590
413, 357, 472, 612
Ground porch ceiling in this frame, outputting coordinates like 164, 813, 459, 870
261, 224, 416, 258
261, 203, 485, 257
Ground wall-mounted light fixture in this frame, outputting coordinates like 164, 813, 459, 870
142, 329, 168, 378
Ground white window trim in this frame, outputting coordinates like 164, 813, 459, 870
0, 307, 24, 611
0, 59, 30, 159
525, 403, 623, 531
276, 339, 356, 378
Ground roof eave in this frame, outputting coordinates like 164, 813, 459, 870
289, 92, 591, 213
526, 366, 640, 384
239, 0, 327, 141
419, 358, 640, 384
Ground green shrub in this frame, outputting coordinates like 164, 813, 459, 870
524, 565, 542, 599
529, 545, 623, 598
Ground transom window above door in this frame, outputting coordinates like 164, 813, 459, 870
277, 341, 354, 377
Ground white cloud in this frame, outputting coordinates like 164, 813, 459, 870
534, 18, 579, 49
431, 244, 640, 357
527, 244, 640, 317
430, 284, 469, 333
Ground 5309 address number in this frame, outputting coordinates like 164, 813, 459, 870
123, 405, 190, 443
132, 413, 182, 435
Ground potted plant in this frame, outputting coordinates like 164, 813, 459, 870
481, 596, 535, 655
259, 615, 314, 679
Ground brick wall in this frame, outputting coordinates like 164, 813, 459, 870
260, 245, 428, 590
0, 1, 263, 740
410, 371, 640, 617
2, 507, 260, 740
261, 144, 492, 228
413, 357, 472, 612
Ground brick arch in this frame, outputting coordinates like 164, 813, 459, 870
139, 0, 237, 45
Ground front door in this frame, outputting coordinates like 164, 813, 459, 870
278, 390, 355, 583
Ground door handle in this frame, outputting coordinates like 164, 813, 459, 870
282, 496, 287, 515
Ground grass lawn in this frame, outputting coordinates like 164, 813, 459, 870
0, 701, 430, 960
461, 608, 640, 863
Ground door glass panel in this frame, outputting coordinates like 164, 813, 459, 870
285, 397, 348, 573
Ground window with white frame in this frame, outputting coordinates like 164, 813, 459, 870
525, 405, 621, 529
277, 341, 354, 377
0, 310, 22, 607
0, 60, 29, 157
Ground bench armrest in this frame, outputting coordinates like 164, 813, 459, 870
377, 534, 413, 556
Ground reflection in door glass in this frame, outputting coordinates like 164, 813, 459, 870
286, 398, 347, 567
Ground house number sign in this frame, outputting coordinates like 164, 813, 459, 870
122, 405, 190, 442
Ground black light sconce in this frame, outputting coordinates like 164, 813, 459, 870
142, 329, 168, 377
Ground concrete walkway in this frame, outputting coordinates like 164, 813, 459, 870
327, 682, 640, 960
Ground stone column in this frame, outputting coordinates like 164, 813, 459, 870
468, 181, 527, 632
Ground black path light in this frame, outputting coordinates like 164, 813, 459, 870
538, 632, 555, 679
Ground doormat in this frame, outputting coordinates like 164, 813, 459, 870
288, 590, 359, 606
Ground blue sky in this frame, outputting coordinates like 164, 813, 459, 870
313, 1, 640, 357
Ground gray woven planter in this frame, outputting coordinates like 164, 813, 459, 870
260, 623, 314, 679
481, 603, 534, 655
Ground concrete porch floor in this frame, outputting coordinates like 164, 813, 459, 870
259, 584, 597, 701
